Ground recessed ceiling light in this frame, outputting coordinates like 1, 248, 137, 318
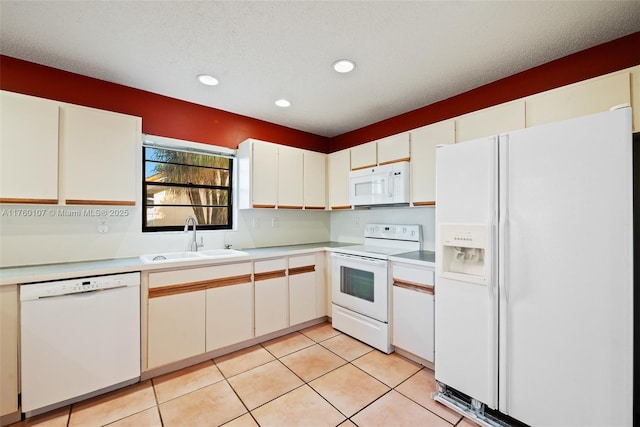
197, 74, 219, 86
333, 59, 356, 73
275, 99, 291, 107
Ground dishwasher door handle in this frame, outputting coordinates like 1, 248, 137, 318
35, 284, 130, 300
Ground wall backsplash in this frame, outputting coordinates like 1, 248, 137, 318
0, 205, 434, 268
329, 207, 436, 251
0, 206, 330, 268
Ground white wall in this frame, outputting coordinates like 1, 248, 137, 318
330, 206, 436, 250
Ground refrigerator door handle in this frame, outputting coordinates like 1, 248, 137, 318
498, 135, 509, 303
498, 133, 510, 415
488, 136, 499, 298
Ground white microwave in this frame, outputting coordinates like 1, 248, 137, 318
349, 161, 410, 207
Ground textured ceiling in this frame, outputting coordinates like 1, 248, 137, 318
1, 1, 639, 137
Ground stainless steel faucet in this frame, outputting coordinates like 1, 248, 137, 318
184, 215, 202, 251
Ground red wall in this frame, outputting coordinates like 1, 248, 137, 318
2, 32, 639, 154
0, 56, 329, 153
330, 32, 640, 152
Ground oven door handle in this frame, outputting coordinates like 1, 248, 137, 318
330, 252, 388, 267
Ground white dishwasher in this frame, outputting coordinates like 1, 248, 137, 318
20, 272, 141, 414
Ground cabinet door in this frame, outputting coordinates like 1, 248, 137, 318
277, 145, 303, 209
147, 267, 219, 368
0, 285, 18, 418
526, 72, 631, 128
377, 133, 410, 165
251, 141, 278, 208
148, 291, 205, 369
327, 149, 351, 210
410, 120, 455, 206
254, 258, 288, 336
391, 264, 435, 363
631, 66, 640, 132
392, 285, 434, 362
350, 141, 377, 170
456, 100, 525, 143
0, 91, 59, 204
303, 150, 327, 209
60, 105, 140, 205
205, 263, 254, 351
206, 283, 253, 351
288, 255, 317, 325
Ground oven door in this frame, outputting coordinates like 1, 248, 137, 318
331, 252, 389, 322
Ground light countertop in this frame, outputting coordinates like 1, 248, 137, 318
389, 250, 436, 267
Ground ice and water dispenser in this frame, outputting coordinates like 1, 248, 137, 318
438, 224, 487, 285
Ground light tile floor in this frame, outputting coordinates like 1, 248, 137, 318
12, 322, 480, 427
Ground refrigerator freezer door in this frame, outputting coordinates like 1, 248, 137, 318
499, 109, 633, 425
435, 137, 499, 409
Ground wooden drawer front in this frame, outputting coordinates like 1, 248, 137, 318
392, 265, 434, 286
149, 263, 251, 288
289, 254, 316, 269
255, 258, 287, 274
148, 263, 252, 298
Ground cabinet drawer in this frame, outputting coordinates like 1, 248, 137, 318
288, 254, 315, 269
149, 263, 252, 288
392, 265, 434, 286
255, 258, 287, 274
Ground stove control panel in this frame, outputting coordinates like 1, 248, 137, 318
364, 223, 421, 242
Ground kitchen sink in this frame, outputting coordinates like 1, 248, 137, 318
139, 251, 207, 264
139, 249, 249, 264
197, 249, 249, 258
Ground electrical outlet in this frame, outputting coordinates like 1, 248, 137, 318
98, 220, 109, 233
272, 217, 279, 227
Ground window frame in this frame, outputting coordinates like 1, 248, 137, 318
142, 137, 236, 233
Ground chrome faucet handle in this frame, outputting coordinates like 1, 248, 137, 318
224, 243, 232, 249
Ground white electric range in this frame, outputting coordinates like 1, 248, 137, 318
330, 223, 422, 352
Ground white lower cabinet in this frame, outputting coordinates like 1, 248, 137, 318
391, 262, 435, 363
148, 290, 206, 369
0, 285, 19, 422
145, 255, 326, 371
254, 258, 289, 336
205, 263, 254, 351
147, 263, 252, 369
288, 254, 318, 325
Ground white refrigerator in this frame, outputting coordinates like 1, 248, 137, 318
434, 108, 633, 426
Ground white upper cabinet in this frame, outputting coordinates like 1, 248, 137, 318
238, 139, 278, 208
525, 71, 632, 128
350, 141, 377, 170
277, 145, 303, 209
327, 148, 351, 209
410, 120, 455, 206
376, 132, 410, 165
60, 105, 140, 205
0, 91, 141, 206
303, 150, 327, 209
631, 66, 640, 132
0, 91, 59, 204
239, 139, 327, 210
456, 100, 525, 143
350, 133, 410, 170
